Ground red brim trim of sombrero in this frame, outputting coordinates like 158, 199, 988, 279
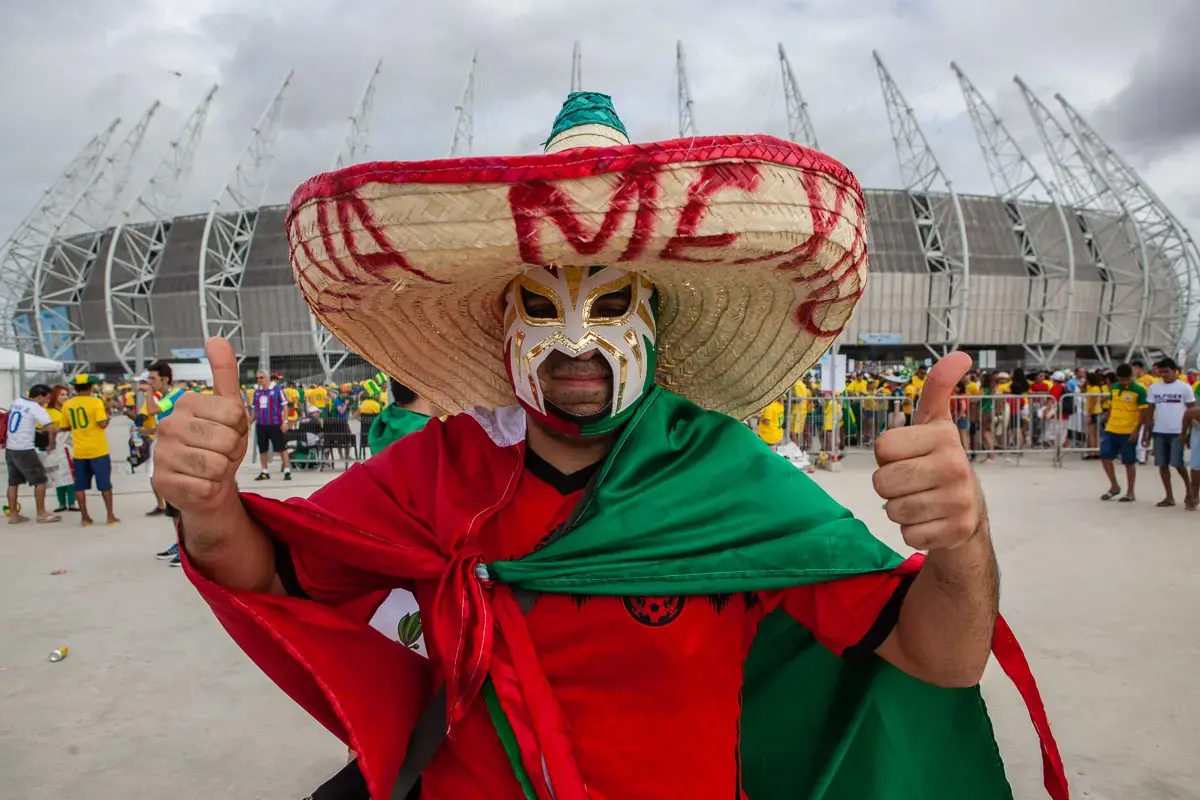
288, 135, 861, 217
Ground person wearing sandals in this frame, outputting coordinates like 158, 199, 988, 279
1142, 358, 1195, 508
1099, 364, 1148, 503
5, 384, 62, 524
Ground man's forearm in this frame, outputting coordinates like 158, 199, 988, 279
888, 523, 999, 687
181, 498, 283, 595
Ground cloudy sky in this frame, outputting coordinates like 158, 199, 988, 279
2, 0, 1198, 240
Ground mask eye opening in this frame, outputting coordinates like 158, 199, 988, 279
520, 286, 558, 319
590, 285, 633, 319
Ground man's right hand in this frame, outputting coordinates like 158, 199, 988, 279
152, 337, 249, 515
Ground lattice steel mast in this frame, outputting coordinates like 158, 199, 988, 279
1015, 77, 1149, 362
198, 71, 292, 360
1057, 95, 1200, 361
312, 61, 385, 381
448, 51, 477, 157
0, 128, 115, 349
332, 59, 382, 171
874, 52, 969, 356
105, 85, 218, 372
33, 102, 160, 370
676, 41, 698, 137
570, 41, 583, 93
778, 44, 819, 149
952, 63, 1074, 367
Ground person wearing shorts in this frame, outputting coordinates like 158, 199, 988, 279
1184, 406, 1200, 511
252, 370, 292, 481
61, 375, 120, 526
5, 384, 61, 524
1143, 358, 1195, 507
1099, 364, 1147, 503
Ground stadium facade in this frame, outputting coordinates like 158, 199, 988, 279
2, 45, 1197, 382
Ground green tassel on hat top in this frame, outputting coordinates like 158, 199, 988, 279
543, 91, 631, 154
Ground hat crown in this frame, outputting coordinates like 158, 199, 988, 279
543, 91, 631, 154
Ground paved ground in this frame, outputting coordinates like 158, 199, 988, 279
2, 419, 1198, 799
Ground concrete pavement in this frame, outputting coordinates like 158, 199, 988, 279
1, 421, 1198, 799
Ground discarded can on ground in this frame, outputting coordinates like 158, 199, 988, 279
48, 646, 68, 663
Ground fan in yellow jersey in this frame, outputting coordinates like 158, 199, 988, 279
1132, 359, 1159, 390
1099, 364, 1149, 503
307, 383, 329, 411
284, 383, 301, 422
755, 397, 785, 449
61, 375, 120, 526
789, 378, 812, 450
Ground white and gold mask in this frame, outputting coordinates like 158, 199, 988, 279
503, 265, 657, 427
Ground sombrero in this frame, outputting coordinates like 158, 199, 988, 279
286, 92, 868, 420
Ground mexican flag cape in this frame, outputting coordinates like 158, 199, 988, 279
183, 387, 1068, 800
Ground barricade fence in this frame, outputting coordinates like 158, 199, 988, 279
771, 392, 1135, 467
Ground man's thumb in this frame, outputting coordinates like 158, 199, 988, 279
205, 337, 241, 398
913, 351, 973, 425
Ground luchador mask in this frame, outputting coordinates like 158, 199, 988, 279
503, 265, 657, 434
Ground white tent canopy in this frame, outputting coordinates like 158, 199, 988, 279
0, 347, 63, 373
0, 347, 65, 406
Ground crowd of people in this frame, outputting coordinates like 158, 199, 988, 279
754, 357, 1200, 508
2, 365, 431, 566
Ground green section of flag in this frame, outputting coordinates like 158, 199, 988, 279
488, 386, 1013, 798
367, 406, 431, 454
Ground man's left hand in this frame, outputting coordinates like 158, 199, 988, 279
872, 352, 983, 552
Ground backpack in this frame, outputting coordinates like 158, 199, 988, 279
1060, 390, 1075, 417
0, 408, 8, 449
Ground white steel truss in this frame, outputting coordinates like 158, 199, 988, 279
570, 41, 583, 93
0, 127, 115, 348
1057, 95, 1200, 361
874, 52, 970, 355
311, 61, 385, 381
33, 102, 160, 371
778, 44, 820, 149
1015, 77, 1149, 363
448, 51, 477, 157
332, 59, 382, 171
676, 41, 698, 137
198, 71, 293, 360
105, 85, 218, 373
952, 63, 1074, 367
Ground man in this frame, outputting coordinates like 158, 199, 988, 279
754, 395, 786, 450
367, 379, 436, 455
252, 370, 292, 481
154, 92, 1064, 799
5, 384, 60, 524
1099, 363, 1148, 502
903, 365, 927, 425
284, 381, 302, 425
142, 361, 190, 563
1142, 358, 1195, 507
1132, 359, 1159, 389
1182, 404, 1200, 510
61, 374, 119, 526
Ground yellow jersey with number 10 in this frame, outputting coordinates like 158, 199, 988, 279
61, 394, 110, 459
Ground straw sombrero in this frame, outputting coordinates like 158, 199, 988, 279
286, 92, 868, 420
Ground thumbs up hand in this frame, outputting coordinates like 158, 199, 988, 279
872, 352, 984, 551
152, 337, 250, 515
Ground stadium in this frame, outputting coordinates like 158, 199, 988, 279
2, 44, 1197, 385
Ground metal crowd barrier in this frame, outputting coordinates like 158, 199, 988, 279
778, 392, 1110, 467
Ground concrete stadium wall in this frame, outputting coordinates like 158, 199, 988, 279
52, 190, 1178, 372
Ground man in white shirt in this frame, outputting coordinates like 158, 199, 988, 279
5, 384, 61, 524
1143, 358, 1196, 507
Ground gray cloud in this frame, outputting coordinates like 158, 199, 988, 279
0, 0, 1196, 245
1097, 0, 1200, 156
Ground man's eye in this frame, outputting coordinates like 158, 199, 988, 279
593, 287, 632, 318
521, 287, 557, 319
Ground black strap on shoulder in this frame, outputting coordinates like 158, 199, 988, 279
389, 686, 447, 799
